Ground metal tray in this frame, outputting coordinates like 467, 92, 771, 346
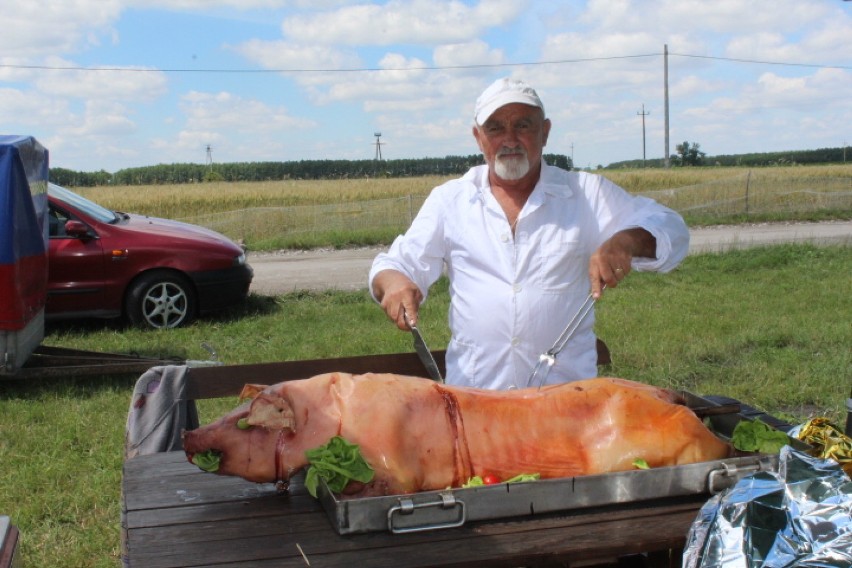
316, 392, 806, 535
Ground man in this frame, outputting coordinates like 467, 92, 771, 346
369, 77, 689, 389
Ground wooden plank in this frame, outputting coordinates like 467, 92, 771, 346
123, 453, 703, 568
184, 351, 446, 399
0, 516, 20, 568
123, 456, 313, 514
258, 508, 696, 568
183, 342, 611, 400
123, 500, 700, 568
126, 494, 321, 531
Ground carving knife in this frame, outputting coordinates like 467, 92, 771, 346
403, 309, 444, 383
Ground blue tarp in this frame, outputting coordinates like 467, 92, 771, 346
0, 135, 49, 329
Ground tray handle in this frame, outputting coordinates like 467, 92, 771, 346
387, 492, 466, 534
707, 456, 777, 494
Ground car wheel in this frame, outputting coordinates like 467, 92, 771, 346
126, 271, 197, 329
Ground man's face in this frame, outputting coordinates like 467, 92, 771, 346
473, 103, 551, 183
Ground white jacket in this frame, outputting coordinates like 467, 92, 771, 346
370, 163, 689, 389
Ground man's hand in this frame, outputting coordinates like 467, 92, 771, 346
371, 269, 424, 330
589, 228, 657, 298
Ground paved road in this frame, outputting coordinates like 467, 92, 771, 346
248, 220, 852, 295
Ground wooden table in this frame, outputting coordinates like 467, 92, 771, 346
122, 451, 705, 568
0, 516, 21, 568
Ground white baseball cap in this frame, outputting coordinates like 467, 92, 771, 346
474, 77, 545, 126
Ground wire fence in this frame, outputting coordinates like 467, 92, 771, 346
181, 174, 852, 245
638, 173, 852, 217
186, 194, 428, 242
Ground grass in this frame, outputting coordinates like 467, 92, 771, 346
5, 166, 852, 564
1, 244, 850, 567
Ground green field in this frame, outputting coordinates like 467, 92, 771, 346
2, 168, 851, 566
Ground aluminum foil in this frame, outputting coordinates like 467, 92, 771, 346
796, 418, 852, 477
683, 446, 852, 568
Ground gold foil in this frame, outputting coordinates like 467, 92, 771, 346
797, 417, 852, 476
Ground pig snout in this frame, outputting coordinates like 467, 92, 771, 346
183, 410, 282, 483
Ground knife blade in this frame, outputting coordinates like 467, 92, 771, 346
403, 309, 444, 383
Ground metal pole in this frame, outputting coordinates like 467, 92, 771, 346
745, 170, 751, 216
664, 44, 670, 169
637, 104, 649, 167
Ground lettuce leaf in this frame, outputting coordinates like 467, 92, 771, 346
505, 473, 540, 483
731, 419, 790, 453
304, 436, 374, 498
462, 475, 485, 488
462, 473, 540, 487
191, 450, 221, 473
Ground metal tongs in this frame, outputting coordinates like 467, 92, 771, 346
527, 286, 603, 389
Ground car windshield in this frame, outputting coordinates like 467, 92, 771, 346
48, 183, 118, 224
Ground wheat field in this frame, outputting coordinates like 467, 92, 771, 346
67, 165, 852, 250
70, 165, 851, 217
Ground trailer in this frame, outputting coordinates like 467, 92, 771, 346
0, 135, 49, 376
0, 135, 190, 379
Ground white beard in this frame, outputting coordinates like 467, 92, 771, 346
493, 152, 530, 181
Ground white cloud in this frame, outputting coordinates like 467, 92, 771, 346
125, 0, 348, 9
669, 75, 726, 100
753, 68, 852, 109
726, 18, 852, 64
230, 39, 362, 72
280, 0, 524, 45
180, 91, 316, 132
433, 40, 505, 69
3, 0, 850, 172
32, 59, 168, 102
0, 0, 122, 58
68, 100, 138, 137
0, 88, 73, 130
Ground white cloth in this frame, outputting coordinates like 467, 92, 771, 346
369, 163, 689, 390
124, 365, 198, 459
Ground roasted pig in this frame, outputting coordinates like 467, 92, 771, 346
183, 373, 731, 496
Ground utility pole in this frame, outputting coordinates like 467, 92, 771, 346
637, 104, 650, 167
664, 44, 670, 168
570, 142, 574, 169
373, 132, 383, 161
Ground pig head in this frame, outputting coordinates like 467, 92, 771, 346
182, 373, 363, 485
183, 372, 466, 494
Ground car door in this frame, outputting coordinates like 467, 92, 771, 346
46, 203, 112, 318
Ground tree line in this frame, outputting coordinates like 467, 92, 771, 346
606, 145, 849, 169
50, 154, 573, 187
49, 145, 849, 188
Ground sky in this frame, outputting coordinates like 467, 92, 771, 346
1, 0, 851, 173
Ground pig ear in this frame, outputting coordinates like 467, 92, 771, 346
247, 392, 296, 431
238, 384, 269, 402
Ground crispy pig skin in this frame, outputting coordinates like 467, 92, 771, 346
182, 373, 731, 495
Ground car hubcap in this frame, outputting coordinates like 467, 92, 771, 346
142, 282, 188, 329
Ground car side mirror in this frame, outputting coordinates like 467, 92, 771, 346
65, 220, 92, 239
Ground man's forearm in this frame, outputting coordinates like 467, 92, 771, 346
612, 228, 657, 259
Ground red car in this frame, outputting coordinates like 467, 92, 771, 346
47, 183, 253, 329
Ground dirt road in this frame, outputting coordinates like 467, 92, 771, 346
248, 220, 852, 295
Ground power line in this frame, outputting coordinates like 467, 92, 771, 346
2, 51, 849, 74
669, 52, 852, 71
0, 53, 661, 74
